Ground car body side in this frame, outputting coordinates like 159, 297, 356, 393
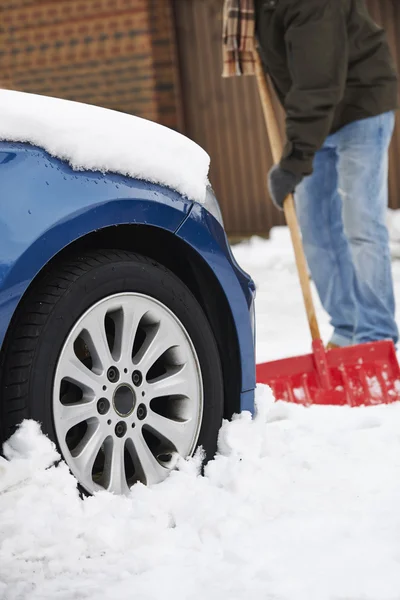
0, 141, 256, 418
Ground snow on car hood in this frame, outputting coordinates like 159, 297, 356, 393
0, 89, 210, 203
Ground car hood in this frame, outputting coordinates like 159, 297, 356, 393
0, 89, 210, 203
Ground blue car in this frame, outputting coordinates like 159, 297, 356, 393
0, 91, 256, 495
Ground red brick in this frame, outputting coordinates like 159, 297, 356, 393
2, 0, 181, 128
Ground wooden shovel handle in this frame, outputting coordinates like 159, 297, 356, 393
254, 52, 321, 342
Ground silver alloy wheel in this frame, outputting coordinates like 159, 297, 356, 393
53, 293, 203, 495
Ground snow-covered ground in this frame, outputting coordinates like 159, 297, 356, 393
2, 220, 400, 600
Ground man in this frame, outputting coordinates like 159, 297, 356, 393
223, 0, 399, 348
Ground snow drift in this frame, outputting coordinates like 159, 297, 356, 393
2, 386, 400, 600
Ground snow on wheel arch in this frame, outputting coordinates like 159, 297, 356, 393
0, 89, 210, 203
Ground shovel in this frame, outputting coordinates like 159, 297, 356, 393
254, 52, 400, 406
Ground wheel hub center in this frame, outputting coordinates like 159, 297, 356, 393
113, 384, 136, 417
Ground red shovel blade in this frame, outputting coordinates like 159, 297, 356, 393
256, 340, 400, 407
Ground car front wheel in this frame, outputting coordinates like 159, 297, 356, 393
0, 250, 224, 495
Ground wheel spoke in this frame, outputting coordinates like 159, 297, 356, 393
84, 311, 113, 372
129, 430, 167, 486
147, 364, 190, 398
58, 354, 100, 394
136, 322, 176, 374
105, 437, 130, 495
117, 301, 142, 362
146, 410, 189, 456
71, 423, 106, 481
58, 399, 97, 430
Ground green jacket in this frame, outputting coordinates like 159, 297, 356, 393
255, 0, 399, 176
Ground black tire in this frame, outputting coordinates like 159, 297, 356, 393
0, 250, 224, 489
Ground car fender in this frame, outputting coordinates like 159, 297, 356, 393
0, 142, 192, 345
176, 202, 256, 403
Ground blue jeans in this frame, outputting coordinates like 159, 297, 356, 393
295, 111, 398, 347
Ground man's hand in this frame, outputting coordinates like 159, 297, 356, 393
268, 165, 303, 211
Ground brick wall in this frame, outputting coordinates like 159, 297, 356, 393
0, 0, 182, 129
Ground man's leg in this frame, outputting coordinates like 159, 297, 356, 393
337, 111, 398, 345
295, 144, 357, 346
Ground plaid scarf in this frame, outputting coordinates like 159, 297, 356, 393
222, 0, 256, 77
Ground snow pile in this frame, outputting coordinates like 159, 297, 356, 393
2, 387, 400, 600
0, 421, 59, 494
0, 89, 210, 203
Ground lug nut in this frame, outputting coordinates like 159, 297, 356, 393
132, 370, 143, 387
137, 403, 147, 420
97, 398, 110, 415
115, 421, 127, 438
107, 366, 119, 383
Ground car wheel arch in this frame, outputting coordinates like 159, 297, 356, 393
4, 223, 242, 420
